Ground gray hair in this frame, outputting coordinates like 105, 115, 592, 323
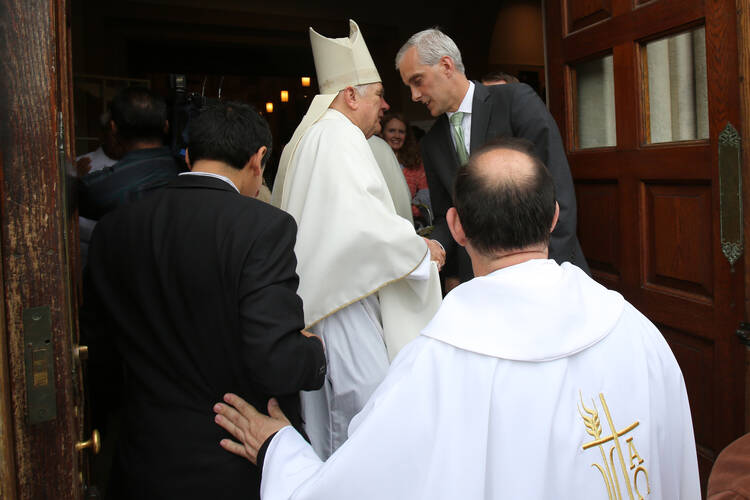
395, 28, 465, 74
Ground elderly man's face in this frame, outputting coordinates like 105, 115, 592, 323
359, 83, 390, 138
399, 46, 454, 117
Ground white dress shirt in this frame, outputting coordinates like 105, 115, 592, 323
446, 81, 475, 155
179, 171, 239, 193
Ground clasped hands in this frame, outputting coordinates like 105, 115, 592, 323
423, 237, 445, 270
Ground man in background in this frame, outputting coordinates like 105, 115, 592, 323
78, 86, 183, 220
481, 70, 519, 85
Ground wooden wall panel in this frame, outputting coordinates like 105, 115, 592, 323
661, 324, 716, 493
561, 0, 703, 62
566, 0, 613, 34
575, 180, 620, 278
641, 182, 713, 301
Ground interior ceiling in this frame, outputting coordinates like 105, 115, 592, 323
77, 0, 506, 80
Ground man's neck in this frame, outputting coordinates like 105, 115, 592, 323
328, 102, 371, 138
448, 77, 471, 113
123, 139, 163, 153
190, 160, 242, 187
470, 245, 549, 277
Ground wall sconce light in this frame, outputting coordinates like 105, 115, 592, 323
301, 77, 311, 87
280, 90, 289, 103
265, 102, 274, 113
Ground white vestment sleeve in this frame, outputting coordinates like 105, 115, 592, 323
406, 251, 431, 281
260, 426, 324, 500
260, 340, 439, 500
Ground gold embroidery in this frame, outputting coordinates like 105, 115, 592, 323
579, 392, 650, 499
634, 466, 651, 500
626, 437, 644, 469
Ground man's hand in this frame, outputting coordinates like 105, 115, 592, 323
76, 157, 92, 176
445, 276, 461, 293
423, 238, 445, 271
301, 329, 324, 347
214, 394, 291, 465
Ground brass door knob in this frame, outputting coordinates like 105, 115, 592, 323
75, 345, 88, 361
75, 430, 100, 455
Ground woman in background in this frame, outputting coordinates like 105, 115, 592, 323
381, 112, 431, 226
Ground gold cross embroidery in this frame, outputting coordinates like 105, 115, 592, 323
578, 392, 650, 500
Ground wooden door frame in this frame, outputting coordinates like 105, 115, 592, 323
0, 0, 83, 498
739, 0, 750, 434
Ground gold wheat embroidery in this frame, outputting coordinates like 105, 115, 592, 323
578, 391, 648, 500
578, 394, 602, 440
579, 392, 618, 499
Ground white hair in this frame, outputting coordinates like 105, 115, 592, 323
338, 82, 378, 98
395, 28, 465, 74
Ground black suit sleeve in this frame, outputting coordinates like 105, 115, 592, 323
420, 141, 456, 261
509, 84, 580, 267
237, 213, 326, 395
80, 223, 125, 431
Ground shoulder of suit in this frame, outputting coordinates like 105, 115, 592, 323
423, 115, 447, 141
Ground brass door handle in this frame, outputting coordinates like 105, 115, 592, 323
718, 122, 743, 271
75, 345, 88, 361
75, 430, 100, 454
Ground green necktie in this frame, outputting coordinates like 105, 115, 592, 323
450, 112, 469, 165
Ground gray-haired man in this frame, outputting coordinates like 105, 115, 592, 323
396, 28, 589, 284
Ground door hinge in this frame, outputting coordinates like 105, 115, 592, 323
737, 322, 750, 347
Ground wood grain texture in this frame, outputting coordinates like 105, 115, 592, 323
567, 0, 612, 34
737, 0, 750, 379
642, 182, 714, 300
0, 0, 81, 498
575, 180, 621, 277
0, 156, 18, 500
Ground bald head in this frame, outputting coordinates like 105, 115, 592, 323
453, 138, 556, 256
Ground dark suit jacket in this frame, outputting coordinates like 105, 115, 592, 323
81, 175, 326, 500
421, 82, 590, 282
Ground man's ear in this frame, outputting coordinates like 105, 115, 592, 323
342, 87, 359, 110
447, 207, 468, 247
109, 120, 117, 134
248, 146, 267, 176
184, 149, 192, 171
439, 55, 454, 75
550, 202, 560, 233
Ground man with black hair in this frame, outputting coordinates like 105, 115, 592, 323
82, 101, 326, 500
480, 70, 519, 85
212, 138, 699, 500
78, 86, 184, 220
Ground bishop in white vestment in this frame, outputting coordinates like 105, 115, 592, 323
215, 138, 700, 499
270, 21, 443, 459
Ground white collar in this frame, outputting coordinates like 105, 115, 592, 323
421, 260, 625, 361
179, 171, 240, 193
447, 81, 475, 119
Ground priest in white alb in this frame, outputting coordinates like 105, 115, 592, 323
270, 20, 443, 459
214, 138, 701, 500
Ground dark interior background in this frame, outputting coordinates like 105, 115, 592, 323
71, 0, 545, 182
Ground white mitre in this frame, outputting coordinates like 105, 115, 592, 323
271, 20, 381, 206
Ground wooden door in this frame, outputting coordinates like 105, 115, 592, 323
0, 0, 92, 498
545, 0, 745, 492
